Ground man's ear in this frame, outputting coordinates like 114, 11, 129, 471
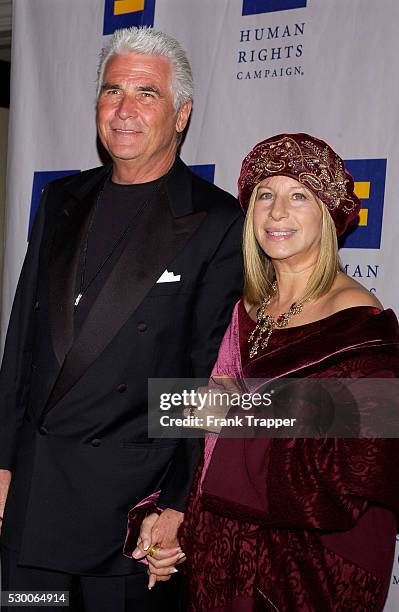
175, 100, 192, 134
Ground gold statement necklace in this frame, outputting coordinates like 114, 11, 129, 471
248, 281, 306, 358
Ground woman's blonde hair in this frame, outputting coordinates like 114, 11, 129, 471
243, 183, 342, 305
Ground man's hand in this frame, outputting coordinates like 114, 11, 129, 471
0, 469, 12, 535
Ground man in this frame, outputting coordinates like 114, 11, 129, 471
0, 27, 243, 611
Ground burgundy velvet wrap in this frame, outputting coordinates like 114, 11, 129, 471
179, 302, 399, 612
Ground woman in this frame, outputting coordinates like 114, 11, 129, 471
145, 134, 399, 610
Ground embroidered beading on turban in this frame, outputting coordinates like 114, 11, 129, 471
238, 133, 361, 236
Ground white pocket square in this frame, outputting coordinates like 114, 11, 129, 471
156, 269, 181, 283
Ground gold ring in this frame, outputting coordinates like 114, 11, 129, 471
147, 544, 161, 557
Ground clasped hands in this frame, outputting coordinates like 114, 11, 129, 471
132, 508, 186, 589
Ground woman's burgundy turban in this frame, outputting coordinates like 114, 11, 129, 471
238, 133, 361, 236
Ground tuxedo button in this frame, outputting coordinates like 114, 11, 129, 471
91, 438, 101, 447
34, 301, 40, 311
137, 322, 147, 332
117, 384, 127, 393
39, 426, 48, 435
31, 363, 37, 372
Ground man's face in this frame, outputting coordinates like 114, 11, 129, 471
97, 52, 191, 176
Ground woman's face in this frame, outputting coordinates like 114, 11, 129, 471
253, 175, 323, 266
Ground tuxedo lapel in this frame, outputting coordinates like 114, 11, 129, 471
48, 167, 111, 366
44, 167, 206, 412
48, 197, 91, 366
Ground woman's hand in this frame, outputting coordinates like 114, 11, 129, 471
146, 546, 187, 589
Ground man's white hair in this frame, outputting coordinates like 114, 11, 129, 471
97, 26, 193, 110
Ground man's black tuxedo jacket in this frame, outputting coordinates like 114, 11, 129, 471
0, 158, 243, 575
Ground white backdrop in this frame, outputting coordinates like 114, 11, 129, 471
2, 0, 399, 607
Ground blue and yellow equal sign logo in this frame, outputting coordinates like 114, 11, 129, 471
242, 0, 307, 16
103, 0, 156, 36
341, 159, 387, 250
